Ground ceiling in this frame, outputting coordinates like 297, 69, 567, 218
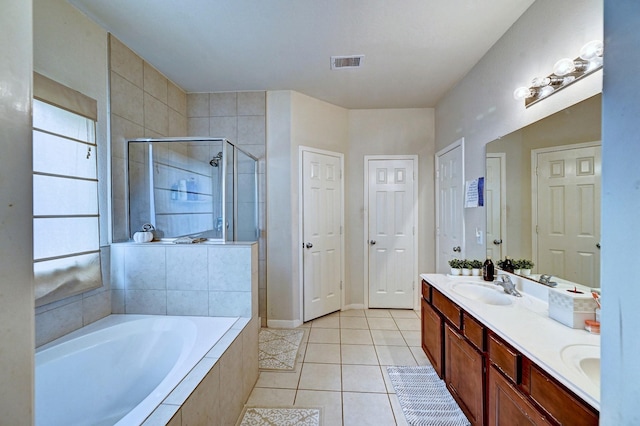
68, 0, 535, 109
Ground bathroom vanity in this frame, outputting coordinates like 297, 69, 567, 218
420, 273, 599, 426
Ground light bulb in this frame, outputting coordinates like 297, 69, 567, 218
580, 40, 603, 60
513, 86, 533, 100
531, 77, 550, 87
553, 58, 576, 76
538, 86, 554, 98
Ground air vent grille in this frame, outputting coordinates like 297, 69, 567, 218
331, 55, 364, 70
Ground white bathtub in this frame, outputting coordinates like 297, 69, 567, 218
36, 314, 238, 426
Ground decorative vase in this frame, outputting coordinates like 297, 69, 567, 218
521, 268, 532, 276
514, 268, 521, 275
462, 268, 472, 276
450, 268, 461, 276
472, 268, 481, 276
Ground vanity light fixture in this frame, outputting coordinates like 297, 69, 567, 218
513, 40, 603, 108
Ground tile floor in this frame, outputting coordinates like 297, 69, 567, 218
246, 308, 429, 425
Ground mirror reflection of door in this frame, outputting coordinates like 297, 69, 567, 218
436, 140, 464, 273
533, 142, 601, 288
486, 153, 506, 261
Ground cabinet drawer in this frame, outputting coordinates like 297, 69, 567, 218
422, 280, 431, 302
488, 333, 519, 383
463, 312, 484, 351
528, 364, 599, 426
432, 289, 462, 330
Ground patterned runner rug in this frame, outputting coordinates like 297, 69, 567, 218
258, 328, 305, 371
237, 407, 321, 426
387, 365, 470, 426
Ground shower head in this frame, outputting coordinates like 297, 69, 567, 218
209, 151, 223, 167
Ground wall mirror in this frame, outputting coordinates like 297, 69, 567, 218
128, 137, 258, 242
485, 94, 601, 288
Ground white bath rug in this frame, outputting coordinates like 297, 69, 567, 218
387, 365, 470, 426
258, 328, 305, 371
238, 406, 321, 426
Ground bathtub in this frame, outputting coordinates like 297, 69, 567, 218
36, 314, 238, 426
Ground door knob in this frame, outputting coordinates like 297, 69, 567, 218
493, 239, 503, 245
596, 243, 601, 249
305, 242, 313, 249
370, 240, 376, 245
453, 246, 461, 252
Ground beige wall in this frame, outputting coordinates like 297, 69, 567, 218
435, 0, 603, 261
0, 1, 33, 421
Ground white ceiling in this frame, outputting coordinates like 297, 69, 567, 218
68, 0, 535, 109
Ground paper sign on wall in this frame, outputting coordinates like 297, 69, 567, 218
464, 177, 484, 208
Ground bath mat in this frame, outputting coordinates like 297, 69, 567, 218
259, 328, 305, 371
387, 365, 470, 426
237, 406, 321, 426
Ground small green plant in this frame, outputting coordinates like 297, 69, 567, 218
448, 259, 463, 269
470, 259, 483, 269
519, 259, 534, 269
512, 259, 523, 269
496, 259, 505, 269
461, 259, 474, 269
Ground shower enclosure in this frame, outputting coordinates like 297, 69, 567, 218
128, 138, 258, 242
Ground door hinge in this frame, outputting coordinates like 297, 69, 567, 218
340, 225, 343, 235
340, 280, 343, 290
536, 225, 539, 234
435, 169, 440, 179
413, 226, 415, 236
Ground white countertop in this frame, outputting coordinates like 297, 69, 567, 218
420, 273, 600, 410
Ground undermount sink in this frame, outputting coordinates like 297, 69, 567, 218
450, 282, 514, 306
561, 344, 600, 388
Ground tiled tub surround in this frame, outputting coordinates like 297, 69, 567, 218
421, 273, 600, 410
111, 242, 258, 318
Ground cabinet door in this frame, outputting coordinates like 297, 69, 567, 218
488, 365, 550, 426
421, 298, 443, 378
445, 323, 484, 426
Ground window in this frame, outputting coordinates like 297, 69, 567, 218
32, 77, 102, 306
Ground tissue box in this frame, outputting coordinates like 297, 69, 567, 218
548, 287, 597, 329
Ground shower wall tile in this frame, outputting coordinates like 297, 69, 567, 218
168, 108, 187, 137
209, 116, 237, 141
209, 291, 251, 317
143, 62, 168, 103
187, 117, 210, 136
110, 71, 144, 125
111, 290, 125, 314
124, 246, 167, 290
208, 247, 252, 291
237, 115, 266, 145
167, 247, 208, 291
210, 92, 237, 116
144, 92, 169, 136
35, 300, 84, 347
109, 36, 143, 87
168, 81, 187, 114
82, 290, 111, 325
111, 114, 144, 159
238, 92, 265, 116
167, 291, 209, 316
125, 290, 167, 314
187, 93, 210, 118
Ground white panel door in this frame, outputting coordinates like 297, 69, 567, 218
367, 159, 415, 308
436, 143, 464, 273
302, 151, 342, 322
535, 144, 601, 287
486, 154, 506, 260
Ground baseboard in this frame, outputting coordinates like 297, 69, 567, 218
342, 303, 365, 311
266, 318, 303, 329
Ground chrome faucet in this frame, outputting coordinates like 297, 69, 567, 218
494, 275, 522, 297
539, 274, 558, 287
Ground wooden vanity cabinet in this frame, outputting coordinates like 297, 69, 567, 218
421, 281, 443, 377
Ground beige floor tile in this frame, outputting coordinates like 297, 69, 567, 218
340, 329, 373, 345
389, 309, 419, 319
410, 346, 431, 366
400, 330, 421, 347
375, 345, 417, 366
364, 309, 392, 318
246, 387, 296, 406
304, 343, 341, 364
370, 329, 406, 346
341, 344, 379, 365
367, 317, 399, 330
343, 392, 396, 426
342, 365, 387, 393
394, 318, 421, 331
380, 366, 396, 394
294, 390, 343, 426
339, 316, 369, 329
308, 327, 340, 344
340, 309, 365, 317
388, 393, 409, 426
254, 368, 301, 390
311, 314, 340, 328
299, 363, 342, 391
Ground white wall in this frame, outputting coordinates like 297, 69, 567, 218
346, 109, 435, 305
435, 0, 603, 260
600, 2, 640, 424
0, 1, 34, 421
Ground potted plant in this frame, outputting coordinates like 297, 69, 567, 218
512, 259, 522, 275
461, 259, 473, 276
470, 259, 483, 276
519, 259, 534, 276
496, 259, 505, 270
448, 259, 463, 276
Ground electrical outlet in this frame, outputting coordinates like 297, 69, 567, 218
476, 228, 483, 245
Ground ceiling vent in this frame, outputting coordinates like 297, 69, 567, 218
331, 55, 364, 70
